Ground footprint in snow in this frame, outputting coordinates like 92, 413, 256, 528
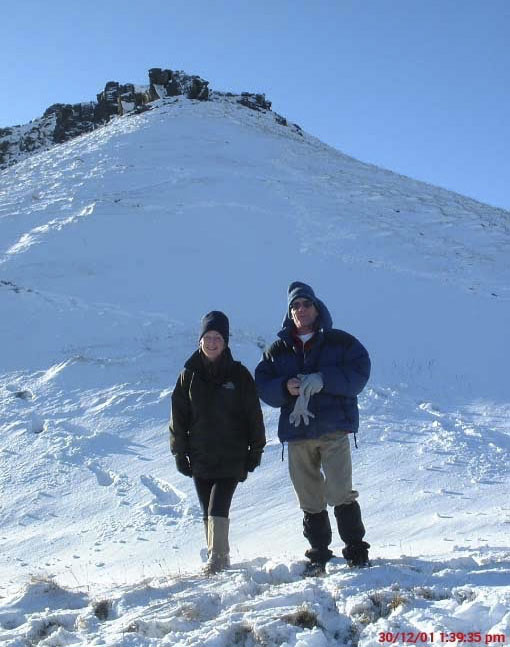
85, 460, 114, 487
140, 475, 187, 517
29, 413, 47, 434
140, 475, 183, 505
419, 402, 443, 417
5, 385, 34, 401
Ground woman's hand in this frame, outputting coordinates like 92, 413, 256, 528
245, 450, 262, 473
175, 454, 192, 477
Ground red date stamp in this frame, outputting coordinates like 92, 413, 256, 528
378, 632, 507, 644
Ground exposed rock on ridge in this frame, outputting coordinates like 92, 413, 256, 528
0, 67, 283, 169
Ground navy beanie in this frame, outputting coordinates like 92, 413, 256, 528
199, 311, 229, 344
287, 281, 318, 312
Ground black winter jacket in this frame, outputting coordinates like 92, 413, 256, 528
170, 348, 266, 480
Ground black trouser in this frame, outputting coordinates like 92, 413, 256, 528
303, 502, 367, 563
193, 476, 238, 519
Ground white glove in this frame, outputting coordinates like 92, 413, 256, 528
299, 372, 323, 399
289, 392, 315, 427
289, 373, 321, 427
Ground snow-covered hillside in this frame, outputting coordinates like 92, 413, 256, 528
1, 93, 509, 646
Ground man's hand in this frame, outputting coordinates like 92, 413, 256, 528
287, 377, 301, 396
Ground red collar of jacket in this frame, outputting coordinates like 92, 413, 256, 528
291, 327, 317, 353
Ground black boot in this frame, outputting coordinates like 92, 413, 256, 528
342, 541, 370, 568
302, 510, 333, 575
334, 501, 370, 567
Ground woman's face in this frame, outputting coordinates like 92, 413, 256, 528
200, 331, 226, 361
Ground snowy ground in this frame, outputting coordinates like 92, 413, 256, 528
1, 552, 509, 647
1, 95, 509, 646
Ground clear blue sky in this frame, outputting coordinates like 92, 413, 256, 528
2, 0, 509, 210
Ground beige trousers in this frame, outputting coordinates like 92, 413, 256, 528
288, 431, 359, 514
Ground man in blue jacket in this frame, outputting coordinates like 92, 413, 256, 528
255, 281, 371, 574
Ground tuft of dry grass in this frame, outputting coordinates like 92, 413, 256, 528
93, 599, 111, 621
282, 605, 318, 629
388, 593, 407, 612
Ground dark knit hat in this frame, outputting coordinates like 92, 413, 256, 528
287, 281, 318, 312
199, 311, 229, 344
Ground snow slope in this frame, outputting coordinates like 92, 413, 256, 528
0, 94, 509, 646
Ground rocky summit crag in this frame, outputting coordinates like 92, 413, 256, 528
0, 67, 282, 169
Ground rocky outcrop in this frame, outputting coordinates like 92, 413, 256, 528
148, 68, 210, 101
95, 81, 153, 120
237, 93, 272, 112
0, 67, 294, 168
0, 112, 58, 167
44, 102, 97, 143
0, 67, 213, 168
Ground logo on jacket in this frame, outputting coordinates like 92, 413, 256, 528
222, 381, 235, 390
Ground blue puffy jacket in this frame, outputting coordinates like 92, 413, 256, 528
255, 300, 371, 442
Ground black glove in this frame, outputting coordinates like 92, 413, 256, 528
245, 451, 262, 473
175, 454, 192, 477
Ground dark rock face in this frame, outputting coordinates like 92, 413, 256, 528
95, 81, 124, 122
0, 67, 284, 168
0, 139, 10, 160
95, 81, 153, 119
238, 93, 272, 112
148, 68, 209, 101
44, 102, 97, 144
148, 68, 172, 86
187, 77, 209, 100
1, 111, 57, 166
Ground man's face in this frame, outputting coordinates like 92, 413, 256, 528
290, 298, 319, 331
200, 331, 226, 361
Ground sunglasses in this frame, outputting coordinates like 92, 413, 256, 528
291, 299, 314, 311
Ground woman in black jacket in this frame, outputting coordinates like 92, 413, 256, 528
170, 311, 266, 574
